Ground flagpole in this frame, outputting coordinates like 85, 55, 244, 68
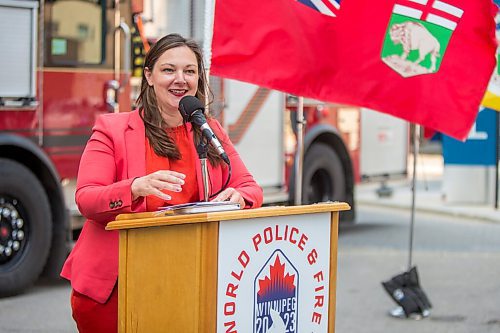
408, 124, 419, 270
383, 123, 432, 318
294, 97, 305, 205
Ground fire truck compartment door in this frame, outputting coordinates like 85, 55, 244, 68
360, 108, 408, 178
0, 0, 37, 99
224, 79, 284, 188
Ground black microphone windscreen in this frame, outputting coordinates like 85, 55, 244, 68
179, 96, 204, 121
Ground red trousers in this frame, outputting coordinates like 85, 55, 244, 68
71, 285, 118, 333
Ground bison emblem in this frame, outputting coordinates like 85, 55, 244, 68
390, 22, 441, 72
382, 21, 443, 77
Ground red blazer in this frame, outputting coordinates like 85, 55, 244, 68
61, 110, 263, 303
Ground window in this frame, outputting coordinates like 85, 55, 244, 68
45, 0, 105, 66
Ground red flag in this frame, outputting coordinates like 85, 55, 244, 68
211, 0, 497, 140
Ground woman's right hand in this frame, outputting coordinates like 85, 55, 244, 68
131, 170, 186, 201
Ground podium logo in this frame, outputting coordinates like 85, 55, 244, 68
253, 250, 298, 333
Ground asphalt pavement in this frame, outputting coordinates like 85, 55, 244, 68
338, 154, 500, 333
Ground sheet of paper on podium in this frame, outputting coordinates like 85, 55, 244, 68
157, 201, 240, 215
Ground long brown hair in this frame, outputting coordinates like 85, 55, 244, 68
136, 33, 222, 165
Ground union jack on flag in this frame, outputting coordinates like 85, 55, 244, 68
297, 0, 341, 17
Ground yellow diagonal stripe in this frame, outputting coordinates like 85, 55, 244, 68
482, 90, 500, 111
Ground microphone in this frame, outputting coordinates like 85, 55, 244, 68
179, 96, 230, 165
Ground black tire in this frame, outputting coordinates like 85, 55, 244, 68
0, 159, 52, 297
302, 143, 346, 204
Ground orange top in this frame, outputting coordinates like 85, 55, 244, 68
145, 125, 199, 211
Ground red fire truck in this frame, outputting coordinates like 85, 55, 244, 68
0, 0, 406, 296
0, 0, 144, 296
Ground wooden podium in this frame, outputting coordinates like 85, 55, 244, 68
107, 202, 350, 332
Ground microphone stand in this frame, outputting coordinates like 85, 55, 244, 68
197, 139, 210, 202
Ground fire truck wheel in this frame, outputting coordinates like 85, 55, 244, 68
0, 159, 52, 297
302, 143, 346, 204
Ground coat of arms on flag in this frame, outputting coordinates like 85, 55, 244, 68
296, 0, 341, 17
381, 0, 463, 78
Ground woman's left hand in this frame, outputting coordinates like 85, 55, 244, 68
211, 187, 246, 209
